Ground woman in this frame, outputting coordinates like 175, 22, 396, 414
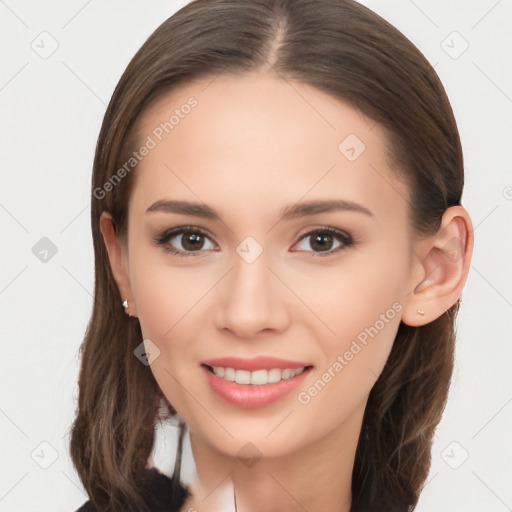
71, 0, 474, 510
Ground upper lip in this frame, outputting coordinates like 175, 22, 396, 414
201, 356, 312, 371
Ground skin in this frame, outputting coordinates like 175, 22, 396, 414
100, 71, 473, 512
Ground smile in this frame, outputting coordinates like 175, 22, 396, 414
200, 356, 313, 408
207, 365, 306, 385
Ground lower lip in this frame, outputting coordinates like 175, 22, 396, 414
201, 365, 312, 409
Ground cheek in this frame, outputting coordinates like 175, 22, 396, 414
131, 253, 217, 342
293, 287, 403, 441
129, 255, 222, 403
291, 244, 408, 424
282, 244, 408, 347
286, 246, 407, 395
130, 260, 212, 418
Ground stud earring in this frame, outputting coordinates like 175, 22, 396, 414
122, 299, 134, 319
417, 309, 425, 316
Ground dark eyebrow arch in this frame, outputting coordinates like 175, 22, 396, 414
145, 199, 373, 220
281, 199, 373, 219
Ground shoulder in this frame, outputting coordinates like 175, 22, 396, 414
74, 467, 189, 512
75, 501, 93, 512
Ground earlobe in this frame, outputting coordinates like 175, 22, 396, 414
99, 212, 137, 318
402, 205, 474, 326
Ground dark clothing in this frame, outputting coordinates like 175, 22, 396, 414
75, 468, 189, 512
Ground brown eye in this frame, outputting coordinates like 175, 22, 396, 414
293, 228, 354, 255
180, 232, 206, 251
154, 227, 216, 257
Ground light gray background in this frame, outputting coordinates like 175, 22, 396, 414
0, 1, 510, 511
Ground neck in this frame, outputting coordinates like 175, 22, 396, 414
183, 408, 364, 512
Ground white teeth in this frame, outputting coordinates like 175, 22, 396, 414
268, 368, 282, 383
223, 367, 236, 381
235, 370, 251, 384
281, 369, 293, 379
250, 369, 268, 385
211, 366, 306, 384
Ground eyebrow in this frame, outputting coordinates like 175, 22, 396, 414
145, 198, 373, 220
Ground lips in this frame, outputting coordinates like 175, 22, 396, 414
200, 356, 313, 408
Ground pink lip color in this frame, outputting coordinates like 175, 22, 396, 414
200, 357, 313, 409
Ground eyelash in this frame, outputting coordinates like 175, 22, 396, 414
152, 226, 355, 258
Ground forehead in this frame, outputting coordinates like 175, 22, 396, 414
130, 71, 409, 227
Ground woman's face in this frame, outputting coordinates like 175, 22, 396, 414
121, 71, 420, 459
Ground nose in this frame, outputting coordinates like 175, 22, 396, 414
215, 253, 290, 339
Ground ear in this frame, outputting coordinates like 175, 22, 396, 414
402, 205, 474, 326
99, 211, 137, 318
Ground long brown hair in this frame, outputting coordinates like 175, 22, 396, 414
70, 1, 464, 510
